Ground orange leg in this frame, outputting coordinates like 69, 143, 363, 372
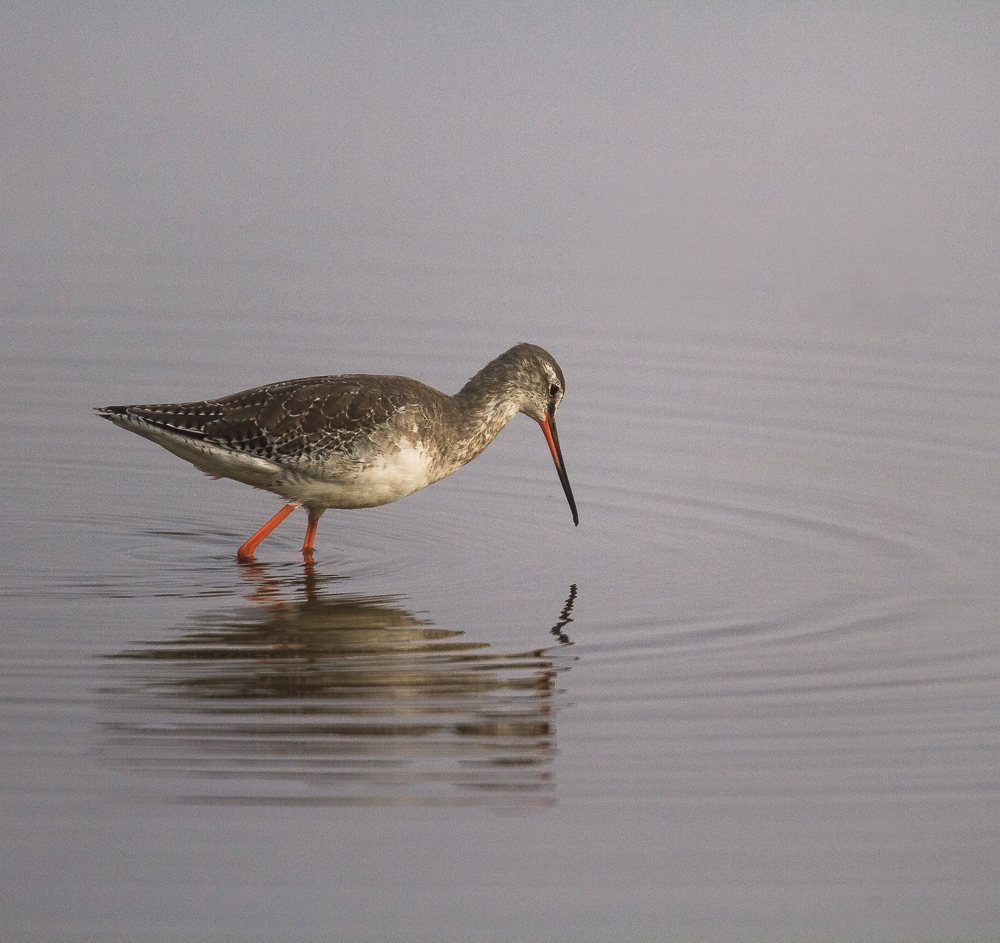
237, 503, 298, 562
301, 508, 324, 562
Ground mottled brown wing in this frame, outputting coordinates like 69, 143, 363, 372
101, 375, 429, 462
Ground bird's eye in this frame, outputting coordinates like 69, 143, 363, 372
549, 383, 560, 398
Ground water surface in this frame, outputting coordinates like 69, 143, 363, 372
3, 6, 1000, 942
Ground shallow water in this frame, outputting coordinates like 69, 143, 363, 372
4, 6, 1000, 942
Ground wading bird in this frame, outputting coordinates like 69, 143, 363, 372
97, 343, 578, 561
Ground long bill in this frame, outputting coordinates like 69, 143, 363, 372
538, 413, 579, 526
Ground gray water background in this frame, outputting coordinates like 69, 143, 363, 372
3, 6, 1000, 941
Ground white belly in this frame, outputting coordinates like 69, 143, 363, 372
277, 440, 440, 509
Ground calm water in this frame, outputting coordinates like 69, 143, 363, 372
4, 7, 1000, 942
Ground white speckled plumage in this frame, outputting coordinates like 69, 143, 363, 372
97, 343, 578, 561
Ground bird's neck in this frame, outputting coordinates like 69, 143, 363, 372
446, 367, 523, 466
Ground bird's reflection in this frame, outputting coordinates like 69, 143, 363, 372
101, 564, 577, 809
